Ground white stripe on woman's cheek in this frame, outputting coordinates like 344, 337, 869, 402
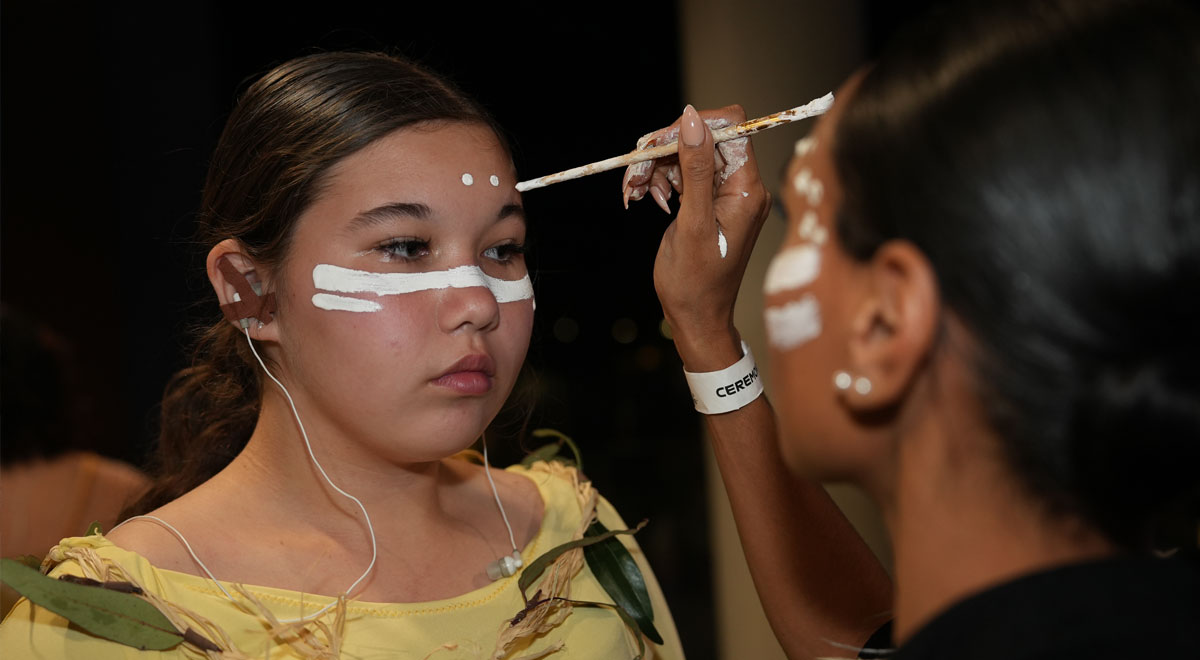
764, 244, 822, 295
310, 264, 534, 312
765, 294, 823, 349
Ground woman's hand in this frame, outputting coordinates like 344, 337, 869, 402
624, 104, 771, 370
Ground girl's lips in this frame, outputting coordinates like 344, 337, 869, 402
433, 371, 493, 395
432, 353, 496, 395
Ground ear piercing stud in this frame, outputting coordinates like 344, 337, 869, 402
834, 370, 872, 395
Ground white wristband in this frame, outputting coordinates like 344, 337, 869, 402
683, 341, 764, 415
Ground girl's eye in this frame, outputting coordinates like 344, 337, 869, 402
483, 243, 527, 263
378, 238, 430, 262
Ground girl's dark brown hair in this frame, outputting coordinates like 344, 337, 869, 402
123, 52, 507, 518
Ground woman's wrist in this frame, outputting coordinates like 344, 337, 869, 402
670, 324, 743, 372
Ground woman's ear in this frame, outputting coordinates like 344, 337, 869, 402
842, 239, 940, 412
206, 238, 280, 343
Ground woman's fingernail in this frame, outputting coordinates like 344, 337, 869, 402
681, 104, 704, 147
623, 185, 632, 210
651, 186, 670, 213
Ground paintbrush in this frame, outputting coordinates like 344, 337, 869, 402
515, 93, 833, 193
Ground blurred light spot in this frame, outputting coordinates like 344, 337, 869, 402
658, 318, 673, 340
611, 318, 638, 344
635, 345, 662, 371
553, 317, 579, 343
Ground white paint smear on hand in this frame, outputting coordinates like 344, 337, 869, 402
763, 244, 821, 295
765, 294, 822, 349
311, 264, 534, 312
717, 226, 728, 259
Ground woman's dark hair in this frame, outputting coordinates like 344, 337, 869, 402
834, 0, 1200, 550
123, 52, 507, 518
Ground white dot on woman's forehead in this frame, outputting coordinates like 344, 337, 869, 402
489, 175, 500, 187
461, 173, 474, 186
794, 136, 818, 157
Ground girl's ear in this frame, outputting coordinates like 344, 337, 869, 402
206, 238, 279, 343
842, 239, 940, 412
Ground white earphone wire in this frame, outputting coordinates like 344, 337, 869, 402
242, 327, 378, 622
481, 435, 519, 554
113, 323, 523, 622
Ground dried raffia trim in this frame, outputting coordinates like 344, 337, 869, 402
232, 585, 346, 660
479, 461, 599, 660
37, 545, 243, 658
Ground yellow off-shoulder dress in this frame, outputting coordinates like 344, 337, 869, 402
1, 463, 684, 660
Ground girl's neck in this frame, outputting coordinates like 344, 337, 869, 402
220, 387, 453, 531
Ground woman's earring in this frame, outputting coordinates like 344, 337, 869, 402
833, 370, 872, 395
833, 371, 853, 391
853, 376, 872, 395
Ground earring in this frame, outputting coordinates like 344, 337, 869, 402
833, 370, 872, 395
833, 370, 853, 391
854, 377, 872, 395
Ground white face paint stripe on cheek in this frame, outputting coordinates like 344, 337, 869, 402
765, 294, 823, 349
763, 244, 822, 295
312, 293, 383, 313
310, 264, 534, 312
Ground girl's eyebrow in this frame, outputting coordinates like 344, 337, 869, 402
348, 202, 431, 231
346, 201, 526, 232
497, 203, 525, 224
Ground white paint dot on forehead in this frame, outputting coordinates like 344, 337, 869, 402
765, 294, 823, 350
798, 210, 819, 239
763, 244, 822, 295
489, 175, 500, 187
461, 173, 474, 186
794, 136, 818, 157
793, 167, 824, 206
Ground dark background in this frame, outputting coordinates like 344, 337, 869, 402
1, 2, 930, 656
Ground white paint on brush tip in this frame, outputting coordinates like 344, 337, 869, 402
311, 264, 534, 312
765, 294, 823, 349
764, 244, 822, 295
461, 173, 474, 186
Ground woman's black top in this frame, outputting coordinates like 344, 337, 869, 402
864, 555, 1200, 659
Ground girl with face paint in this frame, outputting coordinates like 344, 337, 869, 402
636, 1, 1200, 658
0, 53, 695, 659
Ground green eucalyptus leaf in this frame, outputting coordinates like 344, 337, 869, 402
85, 521, 103, 536
531, 429, 583, 471
520, 442, 562, 468
0, 559, 183, 651
584, 521, 663, 645
518, 520, 648, 599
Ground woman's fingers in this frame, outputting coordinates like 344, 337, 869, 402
675, 104, 716, 233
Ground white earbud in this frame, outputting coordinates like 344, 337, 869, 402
486, 550, 524, 580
